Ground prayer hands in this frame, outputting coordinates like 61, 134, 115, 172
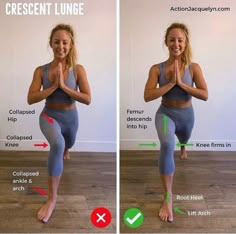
57, 62, 66, 89
170, 60, 182, 86
175, 60, 183, 86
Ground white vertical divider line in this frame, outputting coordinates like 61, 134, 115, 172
116, 0, 120, 233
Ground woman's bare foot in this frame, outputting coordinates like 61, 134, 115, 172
37, 199, 56, 223
180, 146, 187, 160
159, 192, 173, 222
63, 148, 70, 160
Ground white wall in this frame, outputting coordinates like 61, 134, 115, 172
120, 0, 236, 151
0, 0, 116, 152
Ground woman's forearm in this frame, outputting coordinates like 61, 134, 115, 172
179, 82, 208, 101
27, 86, 58, 105
61, 85, 91, 105
144, 82, 175, 102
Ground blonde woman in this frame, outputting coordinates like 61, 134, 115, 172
28, 24, 91, 223
144, 23, 208, 222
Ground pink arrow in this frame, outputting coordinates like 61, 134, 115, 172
33, 187, 47, 196
42, 113, 54, 124
34, 142, 48, 148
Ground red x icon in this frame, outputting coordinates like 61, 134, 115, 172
90, 207, 112, 228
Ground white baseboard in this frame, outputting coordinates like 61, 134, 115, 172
0, 140, 116, 152
120, 140, 236, 151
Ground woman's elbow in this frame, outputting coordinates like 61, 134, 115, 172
27, 96, 34, 105
199, 95, 208, 101
86, 99, 91, 105
144, 92, 152, 102
203, 91, 208, 101
85, 95, 91, 105
144, 95, 149, 102
144, 92, 148, 102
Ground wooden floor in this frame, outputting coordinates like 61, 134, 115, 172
120, 150, 236, 233
0, 151, 116, 233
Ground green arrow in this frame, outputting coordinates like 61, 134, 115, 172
165, 192, 170, 203
176, 142, 194, 147
138, 142, 157, 147
163, 115, 168, 135
174, 207, 185, 214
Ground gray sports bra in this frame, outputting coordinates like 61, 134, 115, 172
158, 62, 193, 101
42, 63, 77, 104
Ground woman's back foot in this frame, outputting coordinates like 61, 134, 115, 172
180, 146, 188, 160
63, 148, 70, 160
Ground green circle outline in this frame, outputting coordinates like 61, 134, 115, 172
123, 207, 144, 228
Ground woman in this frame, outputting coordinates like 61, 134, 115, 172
144, 22, 208, 223
27, 24, 91, 223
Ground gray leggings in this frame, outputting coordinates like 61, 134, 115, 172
155, 104, 194, 175
39, 107, 78, 176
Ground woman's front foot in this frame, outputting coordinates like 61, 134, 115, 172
37, 199, 57, 223
159, 192, 173, 222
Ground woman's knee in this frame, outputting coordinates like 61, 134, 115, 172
177, 128, 193, 143
48, 139, 65, 176
160, 137, 175, 152
64, 129, 77, 148
159, 138, 175, 174
65, 137, 76, 148
50, 138, 65, 153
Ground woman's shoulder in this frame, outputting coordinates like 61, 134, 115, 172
74, 64, 86, 75
33, 63, 51, 81
148, 64, 162, 79
150, 62, 163, 70
151, 61, 165, 68
189, 62, 202, 70
33, 65, 43, 76
34, 63, 50, 73
189, 62, 203, 79
73, 64, 88, 81
149, 61, 166, 75
74, 64, 86, 71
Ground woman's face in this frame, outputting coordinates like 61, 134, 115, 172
50, 30, 72, 60
166, 28, 186, 58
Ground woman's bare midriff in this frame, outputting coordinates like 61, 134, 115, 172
162, 100, 192, 108
46, 102, 76, 110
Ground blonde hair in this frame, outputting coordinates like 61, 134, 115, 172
164, 22, 192, 67
49, 24, 77, 68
